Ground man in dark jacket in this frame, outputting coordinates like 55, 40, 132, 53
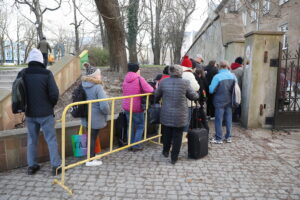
209, 61, 236, 144
17, 48, 61, 175
190, 54, 204, 70
37, 37, 52, 67
155, 65, 199, 164
204, 60, 218, 119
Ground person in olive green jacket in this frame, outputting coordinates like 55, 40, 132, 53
37, 37, 52, 67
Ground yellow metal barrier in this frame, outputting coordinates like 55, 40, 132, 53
53, 93, 161, 195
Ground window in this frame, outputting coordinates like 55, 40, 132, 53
263, 0, 271, 15
250, 2, 259, 22
279, 24, 288, 49
279, 0, 289, 6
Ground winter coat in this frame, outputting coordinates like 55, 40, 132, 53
204, 65, 218, 86
37, 39, 51, 54
155, 76, 199, 128
194, 74, 208, 105
81, 76, 110, 129
182, 70, 200, 107
209, 69, 236, 108
17, 61, 59, 117
122, 72, 154, 113
190, 58, 204, 70
231, 65, 244, 90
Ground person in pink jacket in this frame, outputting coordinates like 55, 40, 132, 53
122, 63, 154, 151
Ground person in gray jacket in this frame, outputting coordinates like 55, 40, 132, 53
37, 37, 51, 67
81, 65, 110, 166
155, 65, 199, 164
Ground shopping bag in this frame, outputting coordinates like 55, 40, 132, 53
71, 126, 87, 157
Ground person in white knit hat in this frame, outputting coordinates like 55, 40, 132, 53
80, 66, 110, 166
17, 48, 61, 176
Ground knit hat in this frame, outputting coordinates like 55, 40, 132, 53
181, 55, 192, 68
169, 65, 183, 77
26, 48, 44, 64
86, 66, 101, 77
128, 63, 140, 73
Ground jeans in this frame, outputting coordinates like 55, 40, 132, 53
125, 111, 144, 148
42, 53, 48, 67
162, 125, 184, 161
215, 105, 232, 141
26, 115, 61, 167
183, 107, 193, 132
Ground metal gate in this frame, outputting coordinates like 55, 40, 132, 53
274, 43, 300, 129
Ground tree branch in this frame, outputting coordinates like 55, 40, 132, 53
42, 0, 62, 14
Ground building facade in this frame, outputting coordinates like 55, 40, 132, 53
187, 0, 300, 64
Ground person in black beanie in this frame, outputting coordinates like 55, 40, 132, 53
122, 63, 154, 151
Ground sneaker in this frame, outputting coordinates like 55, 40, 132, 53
225, 138, 232, 143
210, 117, 215, 120
27, 164, 40, 175
86, 160, 103, 167
210, 138, 223, 144
162, 151, 169, 158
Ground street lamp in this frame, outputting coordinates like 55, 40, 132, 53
35, 22, 39, 45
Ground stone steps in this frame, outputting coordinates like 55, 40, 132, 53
0, 67, 25, 89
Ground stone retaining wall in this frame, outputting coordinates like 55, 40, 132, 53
0, 120, 112, 172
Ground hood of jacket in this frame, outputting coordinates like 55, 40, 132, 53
81, 76, 103, 88
231, 62, 242, 70
124, 72, 140, 83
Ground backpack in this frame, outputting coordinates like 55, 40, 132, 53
232, 81, 241, 108
11, 69, 27, 114
70, 84, 88, 118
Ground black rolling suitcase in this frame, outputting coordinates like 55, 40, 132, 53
188, 101, 209, 159
188, 128, 208, 159
115, 111, 128, 147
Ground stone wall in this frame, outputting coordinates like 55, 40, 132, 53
187, 17, 225, 63
0, 55, 81, 131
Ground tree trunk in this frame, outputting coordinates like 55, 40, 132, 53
153, 5, 161, 65
127, 0, 139, 63
0, 37, 5, 64
17, 19, 20, 65
95, 0, 127, 75
98, 12, 108, 49
72, 0, 80, 55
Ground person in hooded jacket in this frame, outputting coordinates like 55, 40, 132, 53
155, 65, 199, 164
122, 63, 154, 151
16, 48, 61, 176
181, 56, 200, 138
230, 57, 244, 121
81, 65, 110, 166
204, 60, 218, 119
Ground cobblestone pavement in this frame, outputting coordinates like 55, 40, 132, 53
0, 123, 300, 200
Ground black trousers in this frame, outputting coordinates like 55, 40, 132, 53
162, 125, 184, 161
207, 94, 215, 117
90, 129, 100, 157
42, 53, 48, 67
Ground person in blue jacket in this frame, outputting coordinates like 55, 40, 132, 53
209, 60, 237, 144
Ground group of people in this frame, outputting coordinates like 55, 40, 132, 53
20, 47, 245, 176
121, 55, 245, 164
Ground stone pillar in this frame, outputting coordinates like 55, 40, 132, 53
241, 31, 283, 128
224, 40, 245, 64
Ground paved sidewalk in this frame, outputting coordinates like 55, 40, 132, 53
0, 124, 299, 200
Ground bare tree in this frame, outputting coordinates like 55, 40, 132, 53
0, 6, 8, 64
127, 0, 139, 63
70, 0, 82, 55
166, 0, 196, 64
14, 0, 62, 41
95, 0, 127, 74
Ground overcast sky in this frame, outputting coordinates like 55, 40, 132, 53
6, 0, 209, 43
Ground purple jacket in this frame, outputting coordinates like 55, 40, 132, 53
122, 72, 154, 112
